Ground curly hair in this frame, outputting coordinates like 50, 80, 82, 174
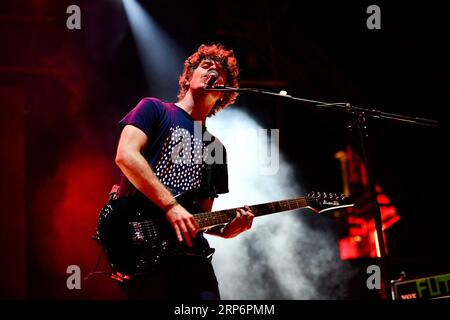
178, 43, 240, 116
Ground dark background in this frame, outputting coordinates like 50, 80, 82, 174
1, 0, 449, 299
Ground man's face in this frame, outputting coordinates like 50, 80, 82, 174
190, 59, 228, 90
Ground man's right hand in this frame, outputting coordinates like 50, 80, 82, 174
165, 204, 199, 247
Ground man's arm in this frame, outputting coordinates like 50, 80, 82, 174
115, 124, 198, 247
201, 199, 254, 239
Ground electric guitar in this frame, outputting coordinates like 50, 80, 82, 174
96, 189, 353, 280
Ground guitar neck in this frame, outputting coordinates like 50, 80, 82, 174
195, 197, 308, 229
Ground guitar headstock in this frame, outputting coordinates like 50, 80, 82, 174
306, 191, 354, 213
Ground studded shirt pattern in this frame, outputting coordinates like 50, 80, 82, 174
119, 97, 228, 198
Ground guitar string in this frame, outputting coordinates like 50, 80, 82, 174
132, 198, 309, 237
132, 194, 345, 232
135, 199, 307, 232
129, 196, 347, 241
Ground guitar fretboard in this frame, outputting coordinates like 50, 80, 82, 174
194, 197, 308, 229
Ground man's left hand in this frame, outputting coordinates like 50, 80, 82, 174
221, 205, 254, 238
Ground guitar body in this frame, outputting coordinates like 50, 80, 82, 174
96, 190, 213, 278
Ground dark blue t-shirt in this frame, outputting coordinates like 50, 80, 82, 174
118, 97, 228, 200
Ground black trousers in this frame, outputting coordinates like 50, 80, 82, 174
123, 255, 221, 300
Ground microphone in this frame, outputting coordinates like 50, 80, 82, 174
204, 70, 219, 89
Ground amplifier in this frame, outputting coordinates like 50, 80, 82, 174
391, 272, 450, 300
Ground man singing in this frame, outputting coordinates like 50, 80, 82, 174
115, 43, 254, 300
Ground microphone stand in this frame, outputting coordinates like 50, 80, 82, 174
205, 85, 439, 299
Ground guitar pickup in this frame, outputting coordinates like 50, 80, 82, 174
130, 222, 145, 243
